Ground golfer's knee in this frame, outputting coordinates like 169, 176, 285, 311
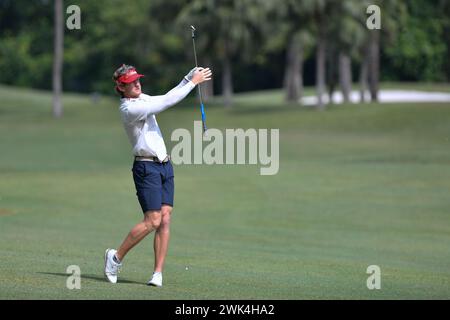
160, 213, 171, 229
160, 207, 172, 229
143, 211, 161, 230
145, 217, 161, 230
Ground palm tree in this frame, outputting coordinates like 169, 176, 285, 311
359, 0, 407, 103
311, 0, 335, 110
52, 0, 63, 118
313, 0, 364, 107
359, 43, 369, 103
284, 33, 304, 103
368, 29, 380, 102
334, 0, 368, 104
177, 0, 267, 107
270, 0, 315, 103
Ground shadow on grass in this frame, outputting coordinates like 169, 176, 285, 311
37, 272, 145, 285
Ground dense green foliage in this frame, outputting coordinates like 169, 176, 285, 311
0, 0, 448, 95
383, 0, 450, 81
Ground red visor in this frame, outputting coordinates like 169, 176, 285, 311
117, 68, 144, 84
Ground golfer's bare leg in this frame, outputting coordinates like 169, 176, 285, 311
116, 210, 161, 261
153, 205, 172, 272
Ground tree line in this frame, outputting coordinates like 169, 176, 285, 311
0, 0, 449, 114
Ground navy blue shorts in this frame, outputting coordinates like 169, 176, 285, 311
132, 160, 174, 213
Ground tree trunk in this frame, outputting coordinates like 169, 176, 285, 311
222, 54, 233, 108
339, 52, 352, 104
359, 55, 369, 103
327, 51, 337, 105
202, 56, 214, 102
284, 36, 303, 103
368, 30, 380, 102
52, 0, 64, 118
316, 34, 326, 110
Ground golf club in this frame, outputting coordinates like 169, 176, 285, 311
190, 25, 208, 135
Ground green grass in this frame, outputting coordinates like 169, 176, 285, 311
0, 83, 450, 299
380, 82, 450, 93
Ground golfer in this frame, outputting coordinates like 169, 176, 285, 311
104, 64, 212, 286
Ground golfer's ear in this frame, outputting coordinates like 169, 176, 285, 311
117, 84, 125, 93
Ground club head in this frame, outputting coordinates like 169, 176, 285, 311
190, 25, 196, 31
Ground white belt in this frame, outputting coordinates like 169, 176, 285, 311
134, 155, 170, 163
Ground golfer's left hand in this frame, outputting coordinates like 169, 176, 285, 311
184, 67, 197, 81
191, 67, 212, 85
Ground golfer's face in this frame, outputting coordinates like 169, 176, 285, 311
123, 80, 141, 98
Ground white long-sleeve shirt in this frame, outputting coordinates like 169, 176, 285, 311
119, 78, 196, 161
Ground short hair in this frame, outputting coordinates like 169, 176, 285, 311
112, 64, 135, 96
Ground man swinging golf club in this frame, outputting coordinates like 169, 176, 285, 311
105, 64, 212, 286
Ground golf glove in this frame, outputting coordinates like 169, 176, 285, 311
184, 67, 197, 82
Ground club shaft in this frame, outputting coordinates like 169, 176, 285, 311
191, 36, 199, 68
191, 36, 204, 105
191, 30, 207, 132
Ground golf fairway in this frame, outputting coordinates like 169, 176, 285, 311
0, 84, 449, 299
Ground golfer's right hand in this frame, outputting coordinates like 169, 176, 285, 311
191, 67, 212, 85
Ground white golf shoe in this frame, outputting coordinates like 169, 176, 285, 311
104, 248, 122, 284
147, 272, 163, 287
